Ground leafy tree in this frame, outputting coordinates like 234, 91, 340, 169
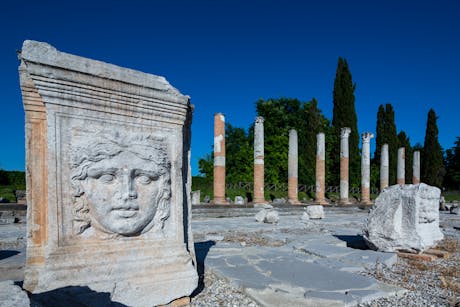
422, 109, 444, 187
0, 169, 9, 185
373, 104, 398, 185
397, 131, 413, 183
225, 124, 253, 182
256, 97, 328, 185
331, 57, 360, 187
444, 137, 460, 190
198, 154, 213, 182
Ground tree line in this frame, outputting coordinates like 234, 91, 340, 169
198, 57, 458, 191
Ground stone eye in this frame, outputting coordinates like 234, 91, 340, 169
99, 174, 115, 183
136, 175, 152, 185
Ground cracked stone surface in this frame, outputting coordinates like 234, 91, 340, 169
193, 207, 404, 306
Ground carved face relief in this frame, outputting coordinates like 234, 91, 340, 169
80, 151, 163, 235
70, 132, 171, 236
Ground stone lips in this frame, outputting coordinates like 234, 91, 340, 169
20, 40, 198, 306
363, 183, 444, 253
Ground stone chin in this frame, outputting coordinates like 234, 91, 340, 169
90, 210, 157, 236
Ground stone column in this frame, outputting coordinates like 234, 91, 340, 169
380, 144, 389, 190
413, 150, 421, 184
397, 147, 405, 185
315, 132, 327, 205
288, 129, 300, 205
213, 113, 228, 204
253, 116, 266, 204
361, 132, 374, 205
339, 128, 351, 205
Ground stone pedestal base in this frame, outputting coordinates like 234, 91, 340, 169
212, 198, 229, 205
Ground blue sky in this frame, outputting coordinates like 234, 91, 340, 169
1, 0, 459, 176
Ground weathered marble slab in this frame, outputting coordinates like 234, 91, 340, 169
19, 40, 197, 306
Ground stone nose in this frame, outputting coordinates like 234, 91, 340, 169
122, 173, 138, 200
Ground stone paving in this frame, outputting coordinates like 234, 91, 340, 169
193, 207, 405, 306
1, 206, 458, 306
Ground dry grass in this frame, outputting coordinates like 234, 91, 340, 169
222, 231, 286, 247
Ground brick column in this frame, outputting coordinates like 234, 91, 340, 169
288, 129, 300, 205
380, 144, 389, 190
397, 147, 405, 185
361, 132, 374, 205
413, 150, 421, 184
253, 116, 266, 204
213, 113, 228, 204
315, 132, 327, 205
339, 127, 351, 205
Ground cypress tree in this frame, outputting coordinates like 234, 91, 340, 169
397, 131, 413, 183
331, 57, 360, 187
422, 109, 444, 187
373, 105, 385, 164
384, 104, 398, 185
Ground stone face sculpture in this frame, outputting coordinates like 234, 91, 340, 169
19, 40, 197, 306
363, 183, 444, 253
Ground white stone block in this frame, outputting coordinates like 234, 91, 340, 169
306, 205, 325, 219
363, 183, 444, 252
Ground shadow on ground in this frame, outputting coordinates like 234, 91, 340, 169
0, 250, 19, 260
30, 286, 127, 307
334, 235, 369, 250
191, 240, 216, 297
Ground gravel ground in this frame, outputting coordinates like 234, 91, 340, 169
359, 235, 460, 307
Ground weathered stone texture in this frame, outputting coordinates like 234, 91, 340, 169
306, 205, 325, 219
339, 128, 351, 204
19, 40, 197, 306
361, 132, 374, 204
253, 117, 266, 204
380, 144, 389, 190
288, 130, 300, 205
413, 151, 421, 184
315, 133, 327, 205
397, 147, 405, 185
213, 113, 228, 204
363, 183, 444, 252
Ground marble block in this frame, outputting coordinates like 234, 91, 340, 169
19, 40, 198, 306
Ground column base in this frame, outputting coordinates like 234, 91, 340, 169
212, 198, 229, 205
253, 199, 268, 206
339, 199, 352, 205
361, 200, 373, 205
315, 198, 329, 205
287, 199, 302, 205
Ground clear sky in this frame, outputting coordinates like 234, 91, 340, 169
1, 0, 459, 176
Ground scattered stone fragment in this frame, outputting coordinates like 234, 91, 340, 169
450, 205, 459, 215
363, 183, 444, 252
203, 195, 211, 203
255, 209, 279, 224
234, 196, 245, 205
0, 280, 30, 307
306, 205, 325, 219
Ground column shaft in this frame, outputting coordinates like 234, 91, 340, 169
397, 147, 405, 185
315, 132, 327, 205
213, 113, 228, 204
253, 117, 266, 204
339, 128, 351, 204
288, 129, 300, 204
380, 144, 389, 190
413, 150, 421, 184
361, 132, 374, 204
